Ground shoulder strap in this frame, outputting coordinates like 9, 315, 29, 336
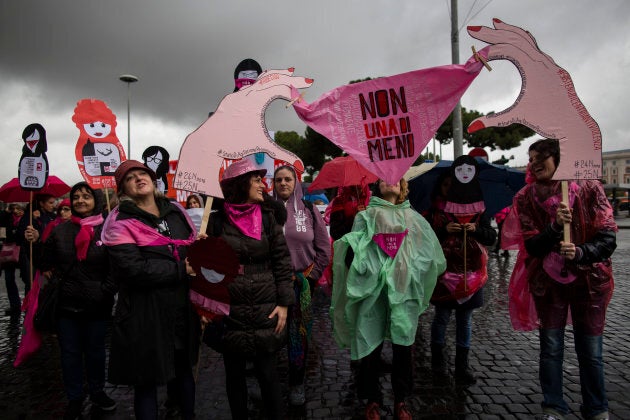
302, 199, 317, 219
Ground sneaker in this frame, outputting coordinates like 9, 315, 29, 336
64, 399, 83, 420
90, 391, 117, 411
588, 412, 609, 420
365, 402, 381, 420
395, 402, 412, 420
289, 384, 306, 406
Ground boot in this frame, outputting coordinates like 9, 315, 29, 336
431, 342, 447, 376
455, 346, 476, 385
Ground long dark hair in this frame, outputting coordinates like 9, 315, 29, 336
220, 172, 256, 204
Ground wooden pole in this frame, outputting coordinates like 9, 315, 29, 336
199, 197, 214, 236
29, 191, 33, 289
561, 181, 571, 243
104, 187, 111, 213
463, 227, 467, 293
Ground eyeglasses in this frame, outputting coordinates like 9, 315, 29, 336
60, 207, 71, 212
146, 155, 162, 165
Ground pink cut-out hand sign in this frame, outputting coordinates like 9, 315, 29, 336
174, 68, 312, 198
467, 19, 602, 180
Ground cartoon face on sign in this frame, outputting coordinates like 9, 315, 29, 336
83, 121, 112, 138
142, 146, 170, 194
72, 99, 126, 189
18, 123, 49, 190
454, 163, 475, 184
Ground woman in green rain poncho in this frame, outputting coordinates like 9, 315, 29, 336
331, 178, 446, 420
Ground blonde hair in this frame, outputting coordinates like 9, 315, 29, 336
397, 178, 409, 204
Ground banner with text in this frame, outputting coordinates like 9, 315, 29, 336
290, 51, 488, 184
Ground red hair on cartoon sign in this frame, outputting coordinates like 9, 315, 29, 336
72, 98, 126, 189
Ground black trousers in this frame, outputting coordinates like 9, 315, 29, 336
223, 350, 283, 420
357, 343, 413, 404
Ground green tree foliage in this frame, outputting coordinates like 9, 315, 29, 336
435, 107, 535, 152
275, 127, 343, 174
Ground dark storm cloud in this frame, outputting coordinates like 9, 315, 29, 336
1, 0, 628, 185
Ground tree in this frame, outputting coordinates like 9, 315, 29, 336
275, 127, 343, 174
435, 107, 535, 156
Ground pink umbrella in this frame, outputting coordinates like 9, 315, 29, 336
0, 175, 71, 202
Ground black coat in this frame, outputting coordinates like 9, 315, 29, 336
106, 199, 200, 386
39, 220, 115, 318
215, 206, 294, 356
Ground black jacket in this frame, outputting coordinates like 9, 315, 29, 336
212, 204, 294, 356
39, 221, 115, 318
107, 198, 200, 386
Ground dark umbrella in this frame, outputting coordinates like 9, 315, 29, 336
406, 158, 525, 217
308, 156, 378, 192
0, 175, 71, 202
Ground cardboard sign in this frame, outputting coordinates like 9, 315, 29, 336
467, 19, 602, 180
142, 146, 170, 194
72, 99, 126, 189
290, 53, 488, 185
19, 123, 49, 190
174, 68, 311, 198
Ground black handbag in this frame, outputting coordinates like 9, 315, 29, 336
202, 317, 228, 353
34, 274, 61, 333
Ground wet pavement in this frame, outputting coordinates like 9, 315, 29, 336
1, 218, 629, 419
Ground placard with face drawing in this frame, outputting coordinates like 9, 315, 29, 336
142, 146, 170, 195
72, 98, 127, 189
19, 123, 49, 190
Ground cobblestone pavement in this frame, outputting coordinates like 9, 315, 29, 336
1, 222, 629, 419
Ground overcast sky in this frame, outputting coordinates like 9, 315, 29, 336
1, 0, 628, 188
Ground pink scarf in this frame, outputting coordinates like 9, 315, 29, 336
102, 204, 195, 261
72, 214, 104, 261
223, 202, 262, 240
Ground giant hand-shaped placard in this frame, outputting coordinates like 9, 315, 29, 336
174, 68, 312, 198
467, 19, 602, 180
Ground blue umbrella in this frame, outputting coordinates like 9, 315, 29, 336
407, 158, 526, 217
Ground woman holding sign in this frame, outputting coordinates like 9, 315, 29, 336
26, 183, 117, 419
331, 178, 445, 420
505, 139, 616, 420
103, 160, 199, 420
425, 156, 496, 385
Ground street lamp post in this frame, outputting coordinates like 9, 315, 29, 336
119, 74, 139, 159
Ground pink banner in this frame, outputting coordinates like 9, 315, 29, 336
291, 51, 488, 184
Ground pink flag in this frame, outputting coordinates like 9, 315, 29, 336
291, 49, 488, 184
14, 272, 43, 367
372, 230, 409, 259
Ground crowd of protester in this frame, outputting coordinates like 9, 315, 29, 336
0, 138, 616, 420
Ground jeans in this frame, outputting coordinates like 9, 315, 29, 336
431, 305, 474, 348
57, 316, 107, 402
539, 328, 608, 418
3, 266, 21, 309
223, 351, 282, 420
